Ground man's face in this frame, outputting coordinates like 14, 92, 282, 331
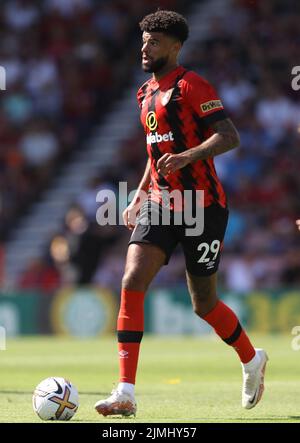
141, 31, 179, 73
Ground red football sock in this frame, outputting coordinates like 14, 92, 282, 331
117, 288, 145, 384
203, 300, 255, 363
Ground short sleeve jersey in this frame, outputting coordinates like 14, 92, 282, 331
137, 66, 227, 208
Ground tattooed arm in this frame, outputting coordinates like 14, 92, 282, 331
185, 118, 240, 163
157, 118, 240, 176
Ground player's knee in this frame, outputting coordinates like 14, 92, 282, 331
193, 303, 206, 318
193, 303, 213, 318
122, 269, 148, 292
191, 291, 216, 318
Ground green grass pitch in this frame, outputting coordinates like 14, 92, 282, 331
0, 334, 299, 423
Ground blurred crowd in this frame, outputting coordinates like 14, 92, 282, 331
2, 0, 300, 293
0, 0, 177, 240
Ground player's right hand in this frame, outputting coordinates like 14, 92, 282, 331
122, 203, 139, 230
296, 219, 300, 231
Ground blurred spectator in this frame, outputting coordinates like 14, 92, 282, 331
255, 85, 299, 142
4, 0, 40, 31
223, 253, 259, 292
44, 0, 92, 17
280, 250, 300, 287
19, 120, 59, 167
2, 82, 33, 124
19, 257, 61, 293
76, 174, 118, 222
48, 204, 121, 285
220, 71, 255, 113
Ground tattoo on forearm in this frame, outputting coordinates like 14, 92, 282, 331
188, 118, 240, 162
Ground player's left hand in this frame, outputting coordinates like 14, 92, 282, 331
296, 219, 300, 231
157, 153, 190, 176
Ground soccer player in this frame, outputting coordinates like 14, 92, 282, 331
95, 10, 268, 417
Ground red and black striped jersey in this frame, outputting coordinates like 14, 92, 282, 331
137, 65, 227, 208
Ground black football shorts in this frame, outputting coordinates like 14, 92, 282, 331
128, 199, 229, 276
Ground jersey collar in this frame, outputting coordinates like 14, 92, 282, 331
148, 65, 186, 91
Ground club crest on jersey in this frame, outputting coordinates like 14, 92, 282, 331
161, 88, 174, 106
200, 100, 223, 113
146, 111, 158, 131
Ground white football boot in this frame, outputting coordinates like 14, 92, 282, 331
94, 389, 137, 417
242, 348, 268, 409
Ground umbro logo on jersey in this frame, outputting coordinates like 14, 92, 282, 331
146, 131, 174, 145
200, 100, 223, 113
161, 88, 174, 106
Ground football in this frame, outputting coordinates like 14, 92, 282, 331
32, 377, 79, 421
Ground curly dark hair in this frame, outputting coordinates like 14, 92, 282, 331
139, 10, 189, 44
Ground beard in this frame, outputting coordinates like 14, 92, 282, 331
142, 55, 169, 73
